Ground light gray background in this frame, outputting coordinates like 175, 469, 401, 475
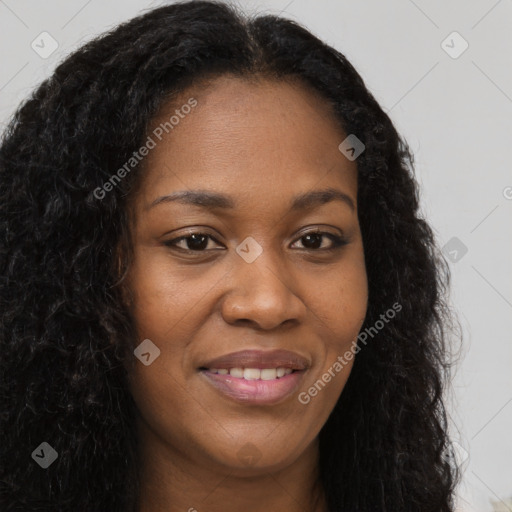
1, 1, 511, 510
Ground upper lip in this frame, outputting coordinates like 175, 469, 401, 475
199, 349, 310, 370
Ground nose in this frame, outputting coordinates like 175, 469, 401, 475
220, 250, 306, 330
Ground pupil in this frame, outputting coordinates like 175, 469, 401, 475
303, 233, 321, 249
188, 234, 208, 250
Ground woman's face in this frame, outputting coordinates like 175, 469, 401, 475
125, 75, 368, 473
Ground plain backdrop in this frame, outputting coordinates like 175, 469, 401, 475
0, 1, 511, 510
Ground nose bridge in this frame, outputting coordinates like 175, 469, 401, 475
235, 235, 291, 300
221, 235, 304, 328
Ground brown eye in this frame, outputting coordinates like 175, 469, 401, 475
182, 234, 209, 251
292, 231, 348, 251
164, 233, 223, 252
300, 233, 324, 249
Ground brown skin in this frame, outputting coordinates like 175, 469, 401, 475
124, 75, 368, 512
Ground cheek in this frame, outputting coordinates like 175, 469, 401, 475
305, 253, 367, 395
124, 254, 209, 443
124, 248, 226, 420
311, 251, 368, 345
125, 246, 218, 343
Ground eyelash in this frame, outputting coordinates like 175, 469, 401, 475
163, 229, 348, 255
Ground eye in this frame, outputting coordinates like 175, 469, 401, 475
291, 230, 348, 251
163, 228, 348, 254
164, 232, 224, 252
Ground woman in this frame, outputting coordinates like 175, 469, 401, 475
0, 1, 461, 510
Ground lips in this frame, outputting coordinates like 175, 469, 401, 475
198, 349, 310, 405
198, 349, 310, 371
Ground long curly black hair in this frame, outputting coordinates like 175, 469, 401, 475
0, 1, 462, 510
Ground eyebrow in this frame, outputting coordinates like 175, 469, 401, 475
148, 187, 355, 212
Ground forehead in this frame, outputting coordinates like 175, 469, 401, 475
137, 75, 357, 208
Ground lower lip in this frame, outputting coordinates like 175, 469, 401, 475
199, 369, 305, 405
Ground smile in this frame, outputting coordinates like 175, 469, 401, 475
206, 367, 294, 379
199, 368, 305, 405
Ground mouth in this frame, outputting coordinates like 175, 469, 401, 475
200, 367, 296, 379
199, 368, 306, 405
197, 349, 309, 405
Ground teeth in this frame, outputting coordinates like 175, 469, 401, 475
208, 367, 293, 379
260, 368, 277, 380
243, 368, 260, 380
230, 367, 244, 378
